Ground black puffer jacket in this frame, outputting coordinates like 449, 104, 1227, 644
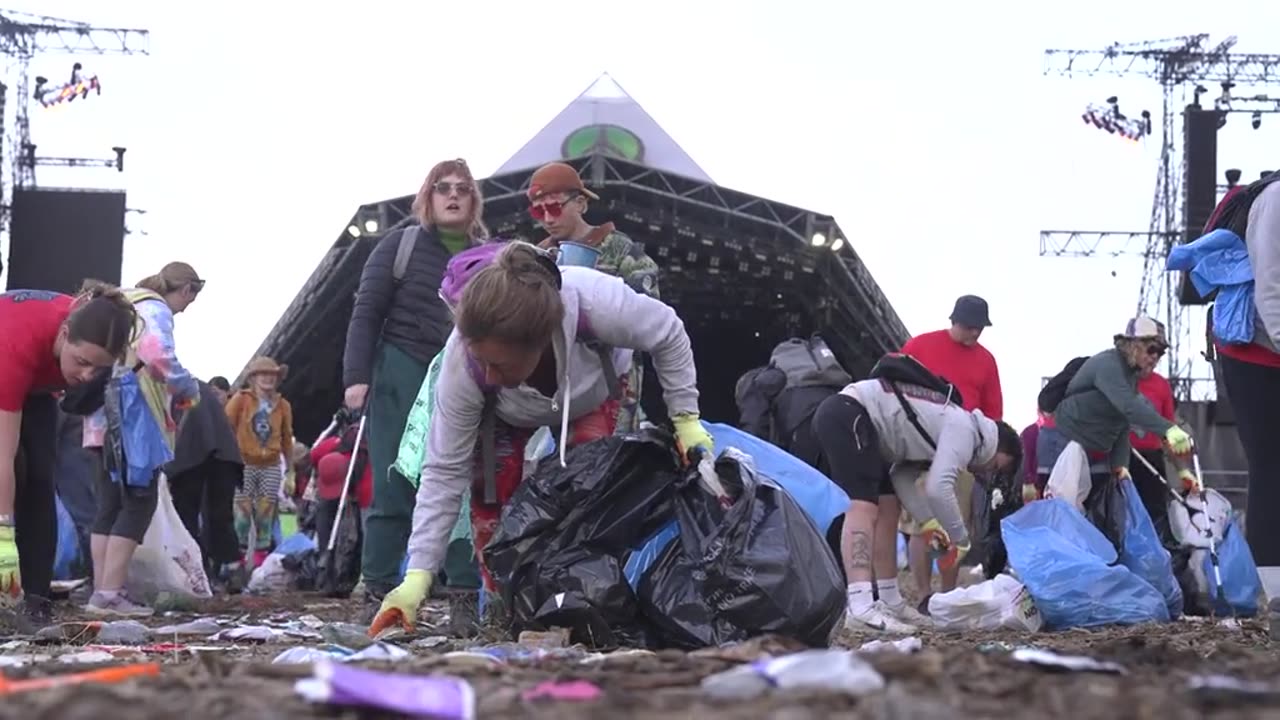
343, 225, 458, 387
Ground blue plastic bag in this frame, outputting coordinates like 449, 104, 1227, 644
1117, 479, 1183, 618
110, 373, 173, 488
1204, 518, 1262, 617
704, 423, 849, 533
624, 519, 680, 589
1003, 499, 1170, 629
1166, 229, 1255, 344
52, 494, 80, 581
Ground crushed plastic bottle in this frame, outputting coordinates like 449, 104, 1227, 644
96, 620, 151, 645
701, 649, 885, 700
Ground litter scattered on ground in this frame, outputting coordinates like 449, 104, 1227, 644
0, 593, 1277, 718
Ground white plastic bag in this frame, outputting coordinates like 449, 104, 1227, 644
927, 574, 1043, 632
126, 473, 213, 602
1044, 441, 1091, 511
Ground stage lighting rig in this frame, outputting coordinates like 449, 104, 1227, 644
32, 62, 101, 108
1081, 96, 1151, 141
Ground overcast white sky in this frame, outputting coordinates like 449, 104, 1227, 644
10, 0, 1280, 429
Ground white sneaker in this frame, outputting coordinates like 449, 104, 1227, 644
884, 600, 932, 628
846, 600, 917, 633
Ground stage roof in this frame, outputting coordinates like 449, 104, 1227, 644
241, 78, 910, 441
495, 74, 713, 182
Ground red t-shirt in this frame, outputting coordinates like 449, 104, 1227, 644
901, 329, 1003, 420
1130, 372, 1176, 451
0, 291, 75, 412
1218, 341, 1280, 369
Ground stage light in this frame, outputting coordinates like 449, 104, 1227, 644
347, 224, 362, 237
363, 219, 379, 233
810, 233, 826, 247
1253, 111, 1262, 130
831, 237, 846, 252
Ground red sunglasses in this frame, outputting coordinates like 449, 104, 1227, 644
529, 194, 580, 221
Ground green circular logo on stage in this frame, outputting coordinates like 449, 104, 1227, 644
562, 124, 645, 162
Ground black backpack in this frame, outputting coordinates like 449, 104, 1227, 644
1038, 356, 1089, 414
868, 353, 965, 449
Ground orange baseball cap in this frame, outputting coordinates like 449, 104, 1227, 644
527, 162, 599, 201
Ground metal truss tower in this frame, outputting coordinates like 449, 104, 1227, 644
1040, 36, 1280, 399
0, 10, 148, 219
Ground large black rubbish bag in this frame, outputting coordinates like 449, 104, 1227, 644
486, 430, 683, 648
314, 497, 362, 598
637, 448, 846, 649
1084, 474, 1128, 556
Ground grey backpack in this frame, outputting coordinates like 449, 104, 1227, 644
769, 335, 852, 390
392, 226, 417, 282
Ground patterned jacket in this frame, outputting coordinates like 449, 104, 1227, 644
540, 223, 660, 299
83, 289, 200, 450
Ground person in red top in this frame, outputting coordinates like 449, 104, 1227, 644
1128, 370, 1177, 541
0, 285, 137, 627
899, 295, 1004, 606
901, 295, 1003, 420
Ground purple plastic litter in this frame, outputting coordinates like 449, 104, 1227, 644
295, 661, 475, 719
439, 242, 505, 309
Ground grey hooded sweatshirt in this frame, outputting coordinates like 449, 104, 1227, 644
843, 379, 999, 546
406, 267, 700, 572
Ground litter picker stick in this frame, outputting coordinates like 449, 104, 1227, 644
1130, 452, 1193, 510
327, 413, 367, 552
1192, 451, 1228, 603
1133, 449, 1230, 614
315, 417, 340, 444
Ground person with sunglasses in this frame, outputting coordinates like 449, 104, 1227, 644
343, 159, 488, 615
1040, 317, 1195, 545
369, 241, 712, 634
81, 265, 203, 617
527, 162, 662, 435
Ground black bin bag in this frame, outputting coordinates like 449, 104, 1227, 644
637, 449, 846, 649
485, 430, 683, 648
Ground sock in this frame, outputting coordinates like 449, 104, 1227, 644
877, 578, 902, 606
846, 581, 875, 612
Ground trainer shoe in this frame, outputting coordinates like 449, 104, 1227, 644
885, 599, 932, 628
84, 592, 154, 618
845, 600, 917, 633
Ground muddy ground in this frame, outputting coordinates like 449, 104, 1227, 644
0, 589, 1275, 720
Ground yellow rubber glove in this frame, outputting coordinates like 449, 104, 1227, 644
1164, 426, 1193, 455
368, 569, 433, 636
0, 526, 20, 598
920, 519, 970, 573
1021, 482, 1040, 505
1178, 468, 1203, 494
672, 414, 713, 463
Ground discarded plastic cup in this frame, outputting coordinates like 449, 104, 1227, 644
556, 242, 600, 268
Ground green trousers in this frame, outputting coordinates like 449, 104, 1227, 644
359, 343, 429, 595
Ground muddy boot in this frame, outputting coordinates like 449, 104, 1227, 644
477, 590, 510, 640
358, 588, 386, 626
14, 594, 52, 634
447, 589, 480, 638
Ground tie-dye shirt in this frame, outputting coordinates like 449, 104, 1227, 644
83, 295, 199, 448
